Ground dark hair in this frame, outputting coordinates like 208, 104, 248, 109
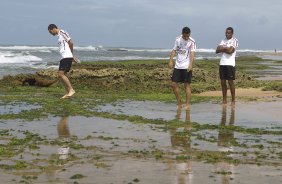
48, 24, 57, 30
182, 27, 191, 34
226, 27, 234, 33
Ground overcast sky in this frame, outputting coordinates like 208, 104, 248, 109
0, 0, 281, 49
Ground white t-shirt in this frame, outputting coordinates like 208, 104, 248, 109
219, 37, 238, 66
173, 36, 196, 69
58, 30, 73, 59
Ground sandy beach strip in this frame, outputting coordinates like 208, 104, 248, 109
196, 88, 282, 97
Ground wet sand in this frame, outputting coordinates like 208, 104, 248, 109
197, 88, 282, 98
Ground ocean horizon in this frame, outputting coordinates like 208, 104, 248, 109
0, 45, 279, 79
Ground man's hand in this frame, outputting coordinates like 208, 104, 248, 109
187, 64, 193, 72
73, 56, 79, 63
168, 61, 174, 69
216, 45, 225, 54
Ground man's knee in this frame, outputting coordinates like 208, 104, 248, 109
171, 82, 178, 88
228, 80, 234, 85
58, 71, 65, 78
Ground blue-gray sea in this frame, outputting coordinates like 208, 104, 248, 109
0, 45, 277, 78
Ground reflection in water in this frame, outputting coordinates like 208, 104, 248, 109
45, 117, 71, 180
57, 117, 70, 160
175, 107, 191, 122
169, 109, 193, 184
215, 106, 235, 184
218, 106, 235, 151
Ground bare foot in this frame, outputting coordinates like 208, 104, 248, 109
61, 94, 70, 99
183, 104, 190, 110
177, 104, 182, 109
231, 101, 235, 107
222, 101, 227, 106
66, 89, 75, 97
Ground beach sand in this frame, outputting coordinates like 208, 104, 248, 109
197, 88, 282, 98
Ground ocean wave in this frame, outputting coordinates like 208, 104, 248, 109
75, 45, 104, 51
0, 45, 56, 51
95, 56, 169, 61
0, 45, 274, 53
0, 52, 42, 64
196, 48, 215, 53
126, 48, 171, 52
237, 49, 274, 53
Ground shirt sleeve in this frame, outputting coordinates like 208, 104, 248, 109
190, 41, 196, 52
219, 40, 224, 46
62, 31, 71, 42
233, 39, 238, 48
172, 39, 178, 50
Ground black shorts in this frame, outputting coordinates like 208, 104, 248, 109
59, 58, 73, 72
171, 68, 192, 83
219, 65, 235, 80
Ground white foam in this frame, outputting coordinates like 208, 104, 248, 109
0, 51, 42, 64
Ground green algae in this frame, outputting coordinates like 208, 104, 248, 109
0, 57, 281, 182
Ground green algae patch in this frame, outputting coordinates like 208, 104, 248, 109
0, 56, 280, 120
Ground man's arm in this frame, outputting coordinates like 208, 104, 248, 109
68, 39, 74, 54
188, 51, 195, 71
216, 45, 235, 54
68, 39, 78, 63
169, 50, 176, 69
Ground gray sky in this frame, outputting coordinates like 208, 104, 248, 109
0, 0, 281, 49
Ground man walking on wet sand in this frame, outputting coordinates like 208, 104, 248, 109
169, 27, 196, 110
48, 24, 77, 99
216, 27, 238, 106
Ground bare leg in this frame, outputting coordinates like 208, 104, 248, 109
175, 105, 182, 120
184, 82, 191, 110
221, 80, 227, 105
58, 71, 75, 98
172, 82, 182, 108
228, 80, 235, 106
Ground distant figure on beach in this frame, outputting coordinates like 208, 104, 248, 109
169, 27, 196, 110
48, 24, 77, 99
216, 27, 238, 106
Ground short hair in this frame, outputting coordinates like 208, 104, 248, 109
226, 27, 234, 33
48, 24, 57, 30
182, 27, 191, 34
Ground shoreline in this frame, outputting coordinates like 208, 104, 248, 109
0, 56, 282, 183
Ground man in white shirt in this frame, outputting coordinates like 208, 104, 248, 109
48, 24, 78, 99
216, 27, 238, 106
169, 27, 196, 110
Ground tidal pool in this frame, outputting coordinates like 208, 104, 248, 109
0, 103, 281, 183
0, 102, 41, 115
96, 100, 282, 130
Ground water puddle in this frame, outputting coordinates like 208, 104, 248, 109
0, 102, 41, 115
96, 100, 282, 130
250, 60, 282, 80
0, 109, 281, 183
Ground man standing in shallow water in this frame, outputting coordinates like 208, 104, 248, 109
48, 24, 77, 99
169, 27, 196, 110
216, 27, 238, 106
